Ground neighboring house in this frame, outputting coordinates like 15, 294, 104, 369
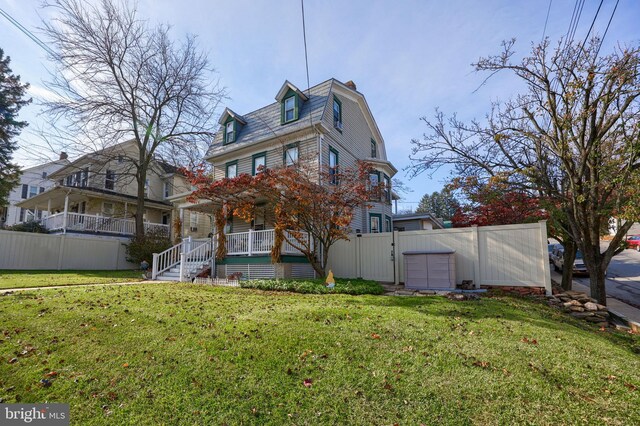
163, 78, 398, 281
392, 212, 445, 232
1, 153, 69, 227
15, 140, 201, 239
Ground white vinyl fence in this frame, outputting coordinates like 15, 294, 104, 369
0, 230, 136, 270
327, 221, 552, 294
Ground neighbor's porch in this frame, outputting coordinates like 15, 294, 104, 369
225, 229, 310, 256
42, 211, 169, 237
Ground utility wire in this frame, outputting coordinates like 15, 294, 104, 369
595, 0, 620, 58
579, 0, 604, 50
0, 7, 57, 59
300, 0, 311, 98
541, 0, 553, 42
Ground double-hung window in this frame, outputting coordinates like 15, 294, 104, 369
252, 153, 266, 175
371, 139, 377, 158
105, 170, 116, 190
383, 174, 391, 203
226, 161, 238, 178
285, 145, 298, 166
333, 96, 342, 129
370, 213, 382, 233
329, 147, 339, 184
225, 120, 235, 143
284, 96, 296, 122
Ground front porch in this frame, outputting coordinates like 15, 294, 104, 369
42, 211, 169, 237
225, 229, 310, 256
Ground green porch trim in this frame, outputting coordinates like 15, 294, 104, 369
217, 255, 309, 265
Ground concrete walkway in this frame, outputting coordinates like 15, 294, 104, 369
0, 280, 170, 294
551, 271, 640, 331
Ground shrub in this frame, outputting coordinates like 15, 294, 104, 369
240, 278, 384, 295
125, 228, 172, 265
4, 220, 49, 233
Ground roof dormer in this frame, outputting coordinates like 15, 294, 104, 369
275, 81, 308, 125
218, 108, 246, 145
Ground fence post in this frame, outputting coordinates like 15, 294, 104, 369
152, 253, 159, 280
539, 220, 552, 295
472, 226, 481, 289
393, 230, 400, 285
179, 252, 186, 282
248, 229, 253, 256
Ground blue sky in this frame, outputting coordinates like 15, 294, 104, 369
2, 0, 639, 211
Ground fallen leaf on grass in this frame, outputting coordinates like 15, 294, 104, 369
8, 358, 18, 364
625, 383, 638, 391
303, 379, 313, 388
44, 371, 58, 378
371, 333, 381, 339
521, 337, 538, 345
472, 361, 490, 369
122, 363, 129, 368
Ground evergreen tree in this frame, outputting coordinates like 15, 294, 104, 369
0, 48, 30, 207
415, 190, 459, 220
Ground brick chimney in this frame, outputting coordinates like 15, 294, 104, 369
59, 152, 68, 160
344, 80, 357, 91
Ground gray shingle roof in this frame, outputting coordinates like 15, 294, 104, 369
205, 79, 333, 159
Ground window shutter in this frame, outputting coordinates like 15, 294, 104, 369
21, 184, 28, 199
39, 187, 45, 194
19, 208, 24, 222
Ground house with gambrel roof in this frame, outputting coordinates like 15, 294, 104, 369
157, 78, 397, 281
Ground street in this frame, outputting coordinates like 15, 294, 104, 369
573, 245, 640, 308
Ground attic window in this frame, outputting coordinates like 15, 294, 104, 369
371, 139, 377, 158
333, 96, 342, 130
225, 120, 235, 144
284, 96, 296, 123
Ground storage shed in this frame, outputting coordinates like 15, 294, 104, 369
403, 250, 456, 290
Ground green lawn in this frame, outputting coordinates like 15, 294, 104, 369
0, 270, 143, 290
0, 284, 638, 425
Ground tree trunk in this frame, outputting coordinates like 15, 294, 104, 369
561, 239, 576, 291
135, 171, 146, 239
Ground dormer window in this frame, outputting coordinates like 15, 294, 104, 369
333, 96, 342, 130
224, 120, 235, 144
276, 81, 307, 125
371, 139, 377, 158
284, 96, 296, 122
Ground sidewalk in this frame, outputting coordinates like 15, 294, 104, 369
551, 270, 640, 331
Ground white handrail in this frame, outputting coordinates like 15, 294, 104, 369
180, 240, 214, 281
152, 240, 185, 280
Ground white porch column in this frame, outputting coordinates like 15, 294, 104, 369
62, 194, 69, 234
47, 199, 51, 215
179, 208, 185, 239
248, 229, 253, 256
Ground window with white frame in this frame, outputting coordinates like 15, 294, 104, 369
329, 147, 339, 184
285, 145, 298, 166
333, 96, 342, 129
370, 214, 381, 233
105, 170, 116, 190
284, 96, 296, 122
226, 162, 238, 178
225, 120, 235, 143
163, 181, 170, 198
190, 211, 198, 231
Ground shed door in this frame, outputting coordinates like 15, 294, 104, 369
405, 255, 427, 288
427, 254, 452, 288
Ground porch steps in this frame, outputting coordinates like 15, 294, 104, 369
156, 261, 210, 282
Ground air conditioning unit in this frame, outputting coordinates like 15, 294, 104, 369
335, 121, 343, 131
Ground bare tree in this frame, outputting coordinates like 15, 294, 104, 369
40, 0, 225, 237
408, 38, 640, 305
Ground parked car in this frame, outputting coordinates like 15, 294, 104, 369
548, 243, 562, 262
550, 246, 564, 266
626, 235, 640, 251
553, 250, 589, 276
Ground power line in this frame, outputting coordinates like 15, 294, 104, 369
300, 0, 311, 96
579, 0, 604, 51
541, 0, 553, 42
595, 0, 620, 58
0, 7, 57, 59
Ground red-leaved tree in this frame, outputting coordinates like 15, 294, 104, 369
185, 161, 382, 276
449, 176, 548, 227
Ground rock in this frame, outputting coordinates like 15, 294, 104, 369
570, 312, 595, 318
594, 311, 610, 318
558, 296, 571, 302
583, 302, 598, 311
589, 298, 598, 304
566, 291, 585, 297
586, 316, 605, 323
569, 306, 585, 312
563, 300, 582, 307
596, 304, 607, 311
577, 297, 591, 304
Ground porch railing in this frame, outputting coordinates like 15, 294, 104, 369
41, 212, 169, 237
226, 229, 309, 256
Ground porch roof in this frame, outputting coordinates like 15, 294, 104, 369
15, 185, 173, 211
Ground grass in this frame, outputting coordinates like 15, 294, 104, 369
0, 270, 143, 290
240, 278, 384, 295
0, 284, 639, 425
